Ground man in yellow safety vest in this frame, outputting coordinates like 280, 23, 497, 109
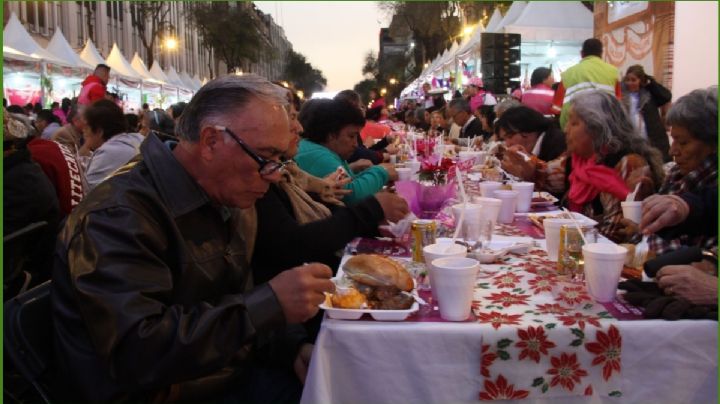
552, 38, 621, 130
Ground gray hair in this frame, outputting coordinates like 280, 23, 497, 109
571, 90, 664, 185
176, 74, 288, 142
494, 98, 521, 117
449, 98, 471, 113
666, 86, 718, 146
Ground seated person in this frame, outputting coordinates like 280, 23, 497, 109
360, 106, 391, 141
51, 75, 334, 402
499, 106, 567, 175
645, 87, 717, 255
509, 90, 664, 243
80, 100, 144, 191
336, 90, 395, 166
474, 105, 496, 141
243, 87, 410, 285
429, 109, 448, 138
641, 189, 717, 306
448, 98, 485, 144
4, 112, 60, 292
295, 99, 398, 205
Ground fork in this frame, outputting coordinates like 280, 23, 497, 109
635, 235, 650, 266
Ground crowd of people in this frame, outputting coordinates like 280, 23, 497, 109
2, 37, 717, 402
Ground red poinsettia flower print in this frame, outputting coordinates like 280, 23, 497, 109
518, 262, 557, 278
527, 277, 556, 294
479, 374, 530, 400
585, 325, 622, 381
492, 272, 523, 289
477, 311, 523, 330
547, 352, 588, 392
585, 385, 593, 396
480, 344, 497, 378
535, 303, 571, 315
487, 291, 531, 307
556, 312, 602, 330
515, 325, 556, 363
557, 285, 592, 306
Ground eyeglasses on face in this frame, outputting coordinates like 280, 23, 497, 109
214, 125, 285, 176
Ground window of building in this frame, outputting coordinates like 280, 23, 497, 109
26, 2, 36, 32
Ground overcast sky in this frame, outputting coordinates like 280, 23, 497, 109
255, 1, 390, 91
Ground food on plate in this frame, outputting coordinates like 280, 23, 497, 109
532, 196, 552, 203
328, 254, 415, 310
528, 214, 553, 228
330, 287, 367, 309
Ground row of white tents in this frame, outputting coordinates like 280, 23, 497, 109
401, 1, 593, 98
3, 12, 204, 110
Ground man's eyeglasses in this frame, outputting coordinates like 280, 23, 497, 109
214, 125, 285, 176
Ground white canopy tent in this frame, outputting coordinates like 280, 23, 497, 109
149, 61, 170, 83
164, 66, 186, 88
3, 12, 68, 65
457, 22, 486, 60
502, 1, 592, 85
179, 71, 198, 91
484, 9, 504, 33
105, 43, 142, 80
79, 39, 107, 69
46, 28, 93, 69
501, 1, 593, 41
130, 53, 157, 82
493, 1, 528, 33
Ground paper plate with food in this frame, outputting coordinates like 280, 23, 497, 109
528, 211, 598, 229
531, 192, 559, 207
321, 254, 421, 321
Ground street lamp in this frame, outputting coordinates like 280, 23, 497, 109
389, 78, 397, 85
463, 26, 474, 37
164, 37, 178, 50
380, 88, 387, 96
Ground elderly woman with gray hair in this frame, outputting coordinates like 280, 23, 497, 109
507, 90, 664, 242
640, 86, 717, 256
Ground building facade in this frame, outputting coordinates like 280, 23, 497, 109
4, 1, 294, 82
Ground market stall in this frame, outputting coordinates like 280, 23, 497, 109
149, 62, 175, 109
105, 43, 144, 112
3, 12, 72, 106
45, 29, 93, 102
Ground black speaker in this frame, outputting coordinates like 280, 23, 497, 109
481, 47, 520, 64
481, 33, 521, 49
480, 32, 521, 86
481, 63, 521, 79
483, 78, 521, 95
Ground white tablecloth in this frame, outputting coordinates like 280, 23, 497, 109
301, 236, 717, 404
301, 317, 717, 404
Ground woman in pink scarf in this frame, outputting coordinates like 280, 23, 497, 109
563, 90, 665, 242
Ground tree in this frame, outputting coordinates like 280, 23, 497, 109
187, 3, 270, 73
129, 2, 174, 69
362, 51, 379, 79
353, 78, 379, 106
378, 1, 462, 69
284, 50, 327, 96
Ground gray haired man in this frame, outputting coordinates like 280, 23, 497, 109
52, 74, 335, 402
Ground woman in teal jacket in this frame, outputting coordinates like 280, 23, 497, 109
295, 99, 398, 205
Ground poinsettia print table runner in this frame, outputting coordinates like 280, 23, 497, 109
472, 248, 623, 401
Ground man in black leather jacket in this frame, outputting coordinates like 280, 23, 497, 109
51, 75, 335, 402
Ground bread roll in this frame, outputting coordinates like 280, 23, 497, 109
343, 254, 414, 292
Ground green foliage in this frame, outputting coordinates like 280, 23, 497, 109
187, 3, 268, 72
284, 50, 327, 96
353, 78, 378, 105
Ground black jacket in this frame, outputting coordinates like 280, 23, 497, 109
51, 134, 293, 402
460, 116, 487, 140
622, 79, 672, 162
4, 148, 60, 290
537, 125, 567, 163
252, 184, 384, 285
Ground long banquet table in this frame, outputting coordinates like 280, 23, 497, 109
300, 214, 718, 404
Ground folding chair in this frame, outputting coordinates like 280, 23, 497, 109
4, 281, 53, 403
